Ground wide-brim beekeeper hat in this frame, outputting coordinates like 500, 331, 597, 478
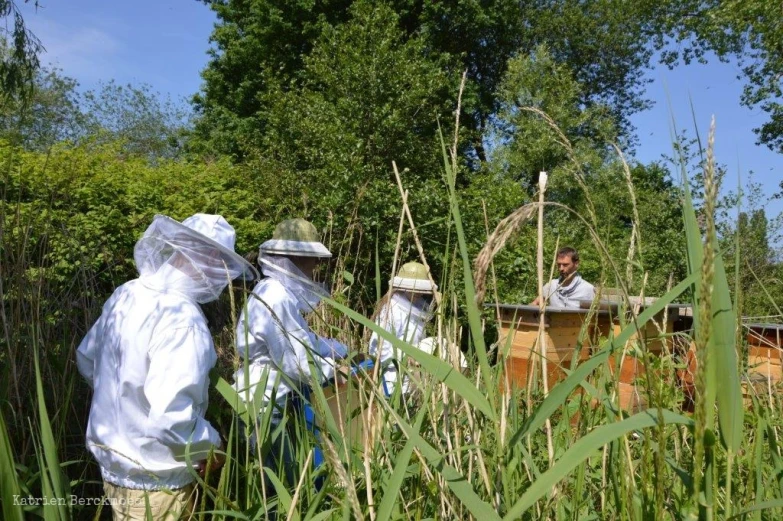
259, 218, 332, 258
390, 261, 436, 294
134, 214, 259, 302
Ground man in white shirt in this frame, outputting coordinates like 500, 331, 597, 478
77, 214, 258, 520
532, 246, 595, 309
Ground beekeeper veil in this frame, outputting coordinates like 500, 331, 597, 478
390, 261, 437, 321
258, 218, 332, 312
134, 214, 258, 303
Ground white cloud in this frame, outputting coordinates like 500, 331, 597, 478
24, 14, 122, 84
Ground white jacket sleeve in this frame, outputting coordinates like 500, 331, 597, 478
370, 304, 396, 362
257, 295, 339, 387
236, 306, 263, 363
143, 326, 221, 461
371, 302, 418, 363
76, 317, 102, 388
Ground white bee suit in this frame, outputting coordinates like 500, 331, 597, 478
233, 255, 347, 408
76, 214, 257, 491
76, 276, 220, 490
368, 293, 431, 395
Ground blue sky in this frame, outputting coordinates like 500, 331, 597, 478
17, 0, 783, 228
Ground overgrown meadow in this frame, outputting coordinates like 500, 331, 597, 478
2, 100, 783, 521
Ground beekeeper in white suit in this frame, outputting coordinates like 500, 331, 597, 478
233, 219, 349, 443
369, 262, 442, 395
76, 213, 258, 521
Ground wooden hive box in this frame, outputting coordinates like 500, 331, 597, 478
603, 302, 678, 412
745, 323, 783, 393
667, 316, 783, 410
314, 363, 380, 449
492, 301, 678, 412
493, 304, 615, 392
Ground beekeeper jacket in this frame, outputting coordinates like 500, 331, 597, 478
369, 293, 429, 364
233, 278, 341, 406
368, 293, 430, 394
76, 278, 221, 490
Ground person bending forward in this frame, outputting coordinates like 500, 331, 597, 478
77, 214, 258, 520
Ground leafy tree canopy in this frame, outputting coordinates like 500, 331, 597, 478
0, 1, 43, 101
486, 47, 686, 300
654, 0, 783, 154
192, 0, 679, 160
1, 63, 190, 157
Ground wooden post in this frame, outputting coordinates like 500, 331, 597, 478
536, 171, 554, 465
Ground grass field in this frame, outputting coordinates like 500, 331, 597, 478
2, 118, 781, 521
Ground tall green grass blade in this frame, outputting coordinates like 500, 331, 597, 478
503, 409, 694, 520
323, 296, 494, 419
33, 342, 68, 521
438, 127, 496, 411
752, 415, 765, 521
303, 482, 332, 521
679, 158, 743, 452
216, 421, 236, 516
378, 400, 502, 521
377, 395, 428, 521
709, 251, 743, 452
509, 272, 696, 447
307, 509, 338, 521
144, 495, 153, 521
0, 408, 24, 521
375, 231, 382, 302
727, 499, 783, 520
299, 352, 343, 452
263, 468, 296, 520
764, 422, 783, 498
734, 169, 741, 312
200, 511, 249, 519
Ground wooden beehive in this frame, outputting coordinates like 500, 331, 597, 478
607, 305, 678, 412
316, 367, 379, 449
492, 302, 677, 411
745, 322, 783, 392
671, 318, 783, 409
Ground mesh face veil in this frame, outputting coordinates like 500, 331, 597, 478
134, 215, 258, 303
391, 292, 434, 322
258, 253, 329, 312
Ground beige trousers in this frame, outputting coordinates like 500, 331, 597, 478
103, 482, 197, 521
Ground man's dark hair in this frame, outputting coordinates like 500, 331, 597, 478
557, 246, 579, 262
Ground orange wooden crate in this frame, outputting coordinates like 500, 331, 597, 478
316, 368, 379, 449
493, 303, 677, 411
678, 322, 783, 408
745, 323, 783, 394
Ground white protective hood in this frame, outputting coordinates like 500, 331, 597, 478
134, 214, 258, 304
257, 252, 329, 312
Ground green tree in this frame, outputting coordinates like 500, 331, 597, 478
192, 0, 354, 158
192, 0, 676, 159
485, 47, 686, 300
81, 81, 191, 158
1, 64, 191, 157
487, 46, 619, 191
244, 1, 457, 300
654, 0, 783, 154
0, 65, 85, 149
721, 199, 782, 318
0, 2, 43, 101
715, 176, 783, 317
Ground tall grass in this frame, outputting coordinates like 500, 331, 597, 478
3, 110, 783, 521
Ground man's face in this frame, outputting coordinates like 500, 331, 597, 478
556, 254, 578, 280
401, 290, 433, 309
291, 256, 320, 279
